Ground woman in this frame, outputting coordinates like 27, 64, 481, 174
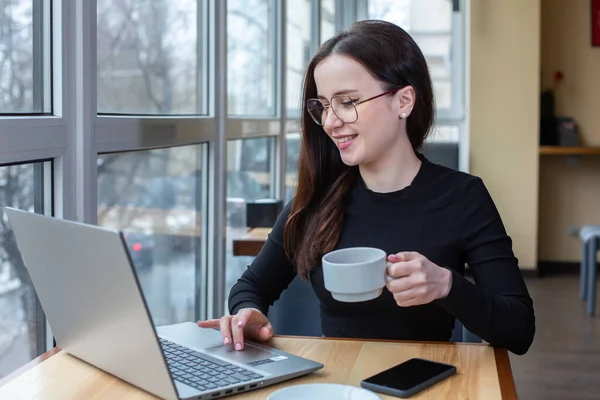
199, 20, 535, 355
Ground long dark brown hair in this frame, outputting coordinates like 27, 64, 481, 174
284, 20, 435, 279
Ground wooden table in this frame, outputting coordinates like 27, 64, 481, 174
0, 336, 516, 399
232, 228, 271, 257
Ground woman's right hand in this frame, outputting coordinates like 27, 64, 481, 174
197, 308, 273, 351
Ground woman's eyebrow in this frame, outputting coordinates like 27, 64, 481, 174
316, 89, 359, 99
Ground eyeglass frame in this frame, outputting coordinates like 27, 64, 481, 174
306, 87, 402, 126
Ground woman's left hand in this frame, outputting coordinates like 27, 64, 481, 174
386, 252, 453, 307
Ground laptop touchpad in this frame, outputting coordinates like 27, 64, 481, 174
205, 343, 279, 364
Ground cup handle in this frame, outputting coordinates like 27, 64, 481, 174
385, 261, 394, 282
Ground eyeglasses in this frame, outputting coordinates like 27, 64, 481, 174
306, 88, 400, 126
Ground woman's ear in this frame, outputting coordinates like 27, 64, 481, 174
396, 86, 416, 119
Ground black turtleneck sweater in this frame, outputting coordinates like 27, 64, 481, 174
228, 156, 535, 355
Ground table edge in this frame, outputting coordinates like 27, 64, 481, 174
0, 347, 61, 389
0, 337, 518, 400
494, 347, 518, 400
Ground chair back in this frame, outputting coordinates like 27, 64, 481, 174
451, 320, 482, 343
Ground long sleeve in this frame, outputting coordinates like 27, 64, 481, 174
436, 177, 535, 355
227, 201, 297, 316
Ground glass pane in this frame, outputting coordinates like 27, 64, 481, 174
97, 0, 206, 115
428, 124, 459, 142
368, 0, 453, 109
0, 0, 51, 114
0, 162, 50, 378
320, 0, 336, 44
97, 145, 205, 326
225, 138, 273, 310
286, 0, 311, 116
227, 0, 276, 116
285, 132, 301, 202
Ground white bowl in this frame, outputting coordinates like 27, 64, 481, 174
266, 383, 381, 400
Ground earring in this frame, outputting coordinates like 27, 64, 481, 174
400, 112, 408, 119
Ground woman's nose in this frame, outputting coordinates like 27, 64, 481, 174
323, 109, 343, 130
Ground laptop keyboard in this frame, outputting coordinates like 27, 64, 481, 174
159, 338, 264, 392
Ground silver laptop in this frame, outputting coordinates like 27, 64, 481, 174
4, 207, 323, 400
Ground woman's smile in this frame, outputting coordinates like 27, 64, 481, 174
336, 134, 358, 150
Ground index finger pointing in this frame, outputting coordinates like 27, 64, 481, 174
197, 319, 221, 329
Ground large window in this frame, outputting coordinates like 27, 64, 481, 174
95, 0, 213, 323
0, 161, 51, 378
225, 137, 273, 308
227, 0, 276, 116
0, 0, 51, 114
97, 0, 207, 115
97, 145, 205, 326
0, 3, 468, 381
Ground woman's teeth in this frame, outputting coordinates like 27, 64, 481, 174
338, 135, 357, 143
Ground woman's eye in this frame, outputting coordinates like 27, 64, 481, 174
342, 99, 358, 106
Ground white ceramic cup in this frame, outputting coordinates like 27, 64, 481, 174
322, 247, 393, 302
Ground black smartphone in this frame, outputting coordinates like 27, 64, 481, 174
360, 358, 457, 398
